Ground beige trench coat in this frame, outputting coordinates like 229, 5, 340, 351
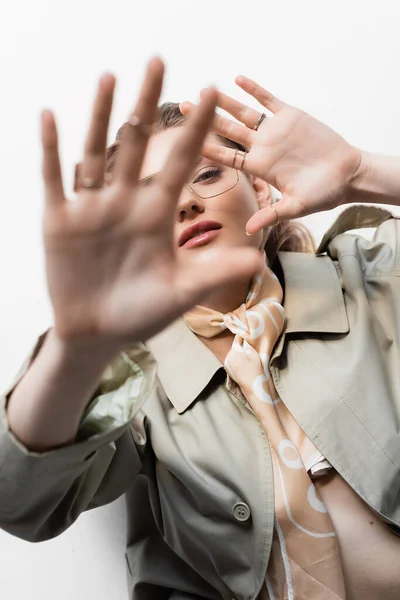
1, 205, 400, 600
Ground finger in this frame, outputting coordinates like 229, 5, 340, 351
212, 90, 264, 131
115, 57, 164, 186
201, 138, 245, 170
41, 110, 65, 207
157, 87, 217, 213
235, 76, 286, 114
177, 247, 264, 309
180, 100, 252, 147
179, 100, 192, 116
80, 73, 116, 189
245, 196, 298, 235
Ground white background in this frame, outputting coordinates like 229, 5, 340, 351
1, 1, 400, 598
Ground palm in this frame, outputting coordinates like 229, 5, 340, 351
183, 77, 362, 232
245, 106, 358, 215
44, 194, 177, 343
41, 63, 261, 351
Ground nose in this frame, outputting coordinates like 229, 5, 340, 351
177, 186, 205, 222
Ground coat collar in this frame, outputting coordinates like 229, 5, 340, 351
278, 251, 348, 335
146, 205, 394, 413
146, 249, 351, 413
146, 318, 223, 414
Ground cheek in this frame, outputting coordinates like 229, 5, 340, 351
223, 184, 260, 222
236, 186, 264, 247
218, 189, 263, 247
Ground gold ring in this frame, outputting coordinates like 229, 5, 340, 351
232, 149, 247, 170
269, 204, 279, 225
253, 113, 267, 131
127, 114, 153, 136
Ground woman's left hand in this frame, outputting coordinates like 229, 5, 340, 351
181, 77, 366, 234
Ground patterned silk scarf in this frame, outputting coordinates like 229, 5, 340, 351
184, 264, 346, 600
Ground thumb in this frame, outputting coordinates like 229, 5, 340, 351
245, 196, 299, 235
179, 101, 195, 116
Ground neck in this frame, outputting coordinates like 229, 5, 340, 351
201, 276, 253, 314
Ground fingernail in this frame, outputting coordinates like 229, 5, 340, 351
149, 55, 163, 66
41, 109, 53, 124
200, 86, 216, 96
100, 72, 110, 83
246, 231, 253, 237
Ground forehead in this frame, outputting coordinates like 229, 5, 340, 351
138, 127, 220, 179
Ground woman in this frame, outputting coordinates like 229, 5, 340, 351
1, 57, 400, 600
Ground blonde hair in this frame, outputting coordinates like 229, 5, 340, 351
106, 102, 315, 264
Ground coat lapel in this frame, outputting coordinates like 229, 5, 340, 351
147, 251, 349, 413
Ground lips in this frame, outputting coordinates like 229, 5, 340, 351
178, 220, 222, 247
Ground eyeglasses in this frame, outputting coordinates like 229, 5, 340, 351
138, 164, 239, 199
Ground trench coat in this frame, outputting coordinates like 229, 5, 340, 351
1, 205, 400, 600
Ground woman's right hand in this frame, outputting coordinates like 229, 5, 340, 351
42, 58, 262, 353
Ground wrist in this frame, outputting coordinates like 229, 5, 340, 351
346, 148, 372, 201
48, 327, 121, 372
344, 151, 400, 207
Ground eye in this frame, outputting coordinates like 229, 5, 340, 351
193, 166, 223, 184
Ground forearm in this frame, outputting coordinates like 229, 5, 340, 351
349, 151, 400, 207
6, 328, 118, 453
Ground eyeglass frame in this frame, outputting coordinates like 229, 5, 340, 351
138, 165, 240, 200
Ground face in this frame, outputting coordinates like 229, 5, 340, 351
139, 127, 268, 259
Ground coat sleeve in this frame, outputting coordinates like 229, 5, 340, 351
0, 330, 157, 542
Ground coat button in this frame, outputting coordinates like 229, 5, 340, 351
232, 502, 251, 522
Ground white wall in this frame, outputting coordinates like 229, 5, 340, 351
1, 0, 400, 598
